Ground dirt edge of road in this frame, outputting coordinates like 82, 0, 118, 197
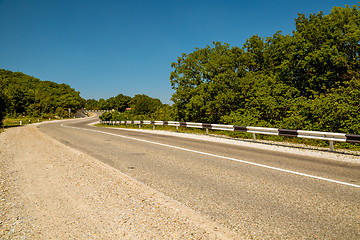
0, 123, 237, 239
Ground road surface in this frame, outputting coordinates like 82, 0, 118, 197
38, 116, 360, 239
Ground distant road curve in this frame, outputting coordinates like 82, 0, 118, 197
38, 117, 360, 239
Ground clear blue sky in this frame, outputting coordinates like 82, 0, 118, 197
0, 0, 358, 104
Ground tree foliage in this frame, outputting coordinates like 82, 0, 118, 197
130, 94, 162, 115
170, 4, 360, 134
86, 94, 132, 111
170, 42, 245, 123
0, 91, 8, 127
0, 69, 85, 120
91, 93, 172, 121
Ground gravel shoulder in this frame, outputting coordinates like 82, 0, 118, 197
0, 123, 236, 239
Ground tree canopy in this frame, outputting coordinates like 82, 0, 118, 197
88, 93, 171, 121
170, 4, 360, 134
0, 91, 8, 127
0, 69, 85, 123
85, 94, 132, 111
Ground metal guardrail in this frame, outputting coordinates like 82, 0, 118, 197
86, 110, 110, 112
99, 120, 360, 151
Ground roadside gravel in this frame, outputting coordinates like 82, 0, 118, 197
0, 124, 236, 239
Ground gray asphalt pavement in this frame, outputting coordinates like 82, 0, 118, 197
38, 117, 360, 239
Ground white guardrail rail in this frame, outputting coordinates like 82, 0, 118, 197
98, 120, 360, 151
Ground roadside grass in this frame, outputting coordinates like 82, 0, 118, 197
2, 116, 72, 128
3, 117, 43, 127
96, 123, 360, 152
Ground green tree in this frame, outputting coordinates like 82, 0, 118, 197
169, 3, 360, 135
107, 94, 132, 111
276, 4, 360, 97
220, 72, 299, 127
151, 104, 175, 121
130, 94, 162, 115
0, 69, 85, 118
170, 42, 245, 123
243, 35, 266, 72
85, 98, 99, 110
99, 112, 112, 121
0, 92, 8, 127
55, 107, 68, 118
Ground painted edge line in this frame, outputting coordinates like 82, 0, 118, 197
61, 123, 360, 189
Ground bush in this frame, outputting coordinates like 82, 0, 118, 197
0, 92, 8, 127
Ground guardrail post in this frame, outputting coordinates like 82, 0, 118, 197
139, 124, 141, 129
206, 128, 209, 135
153, 125, 155, 130
176, 125, 179, 132
20, 120, 22, 126
253, 133, 256, 141
329, 141, 334, 152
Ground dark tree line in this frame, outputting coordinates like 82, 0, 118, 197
0, 91, 6, 127
85, 94, 132, 112
85, 94, 162, 114
87, 94, 173, 121
170, 4, 360, 134
0, 69, 85, 126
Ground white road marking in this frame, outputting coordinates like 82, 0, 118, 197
61, 123, 360, 189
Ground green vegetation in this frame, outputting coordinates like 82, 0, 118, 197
85, 93, 132, 111
0, 69, 85, 127
3, 116, 47, 127
170, 4, 360, 135
88, 94, 175, 121
0, 91, 7, 127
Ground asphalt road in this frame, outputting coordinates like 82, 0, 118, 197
38, 117, 360, 239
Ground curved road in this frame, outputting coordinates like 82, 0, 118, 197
38, 116, 360, 239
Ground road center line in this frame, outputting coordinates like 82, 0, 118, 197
61, 123, 360, 189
